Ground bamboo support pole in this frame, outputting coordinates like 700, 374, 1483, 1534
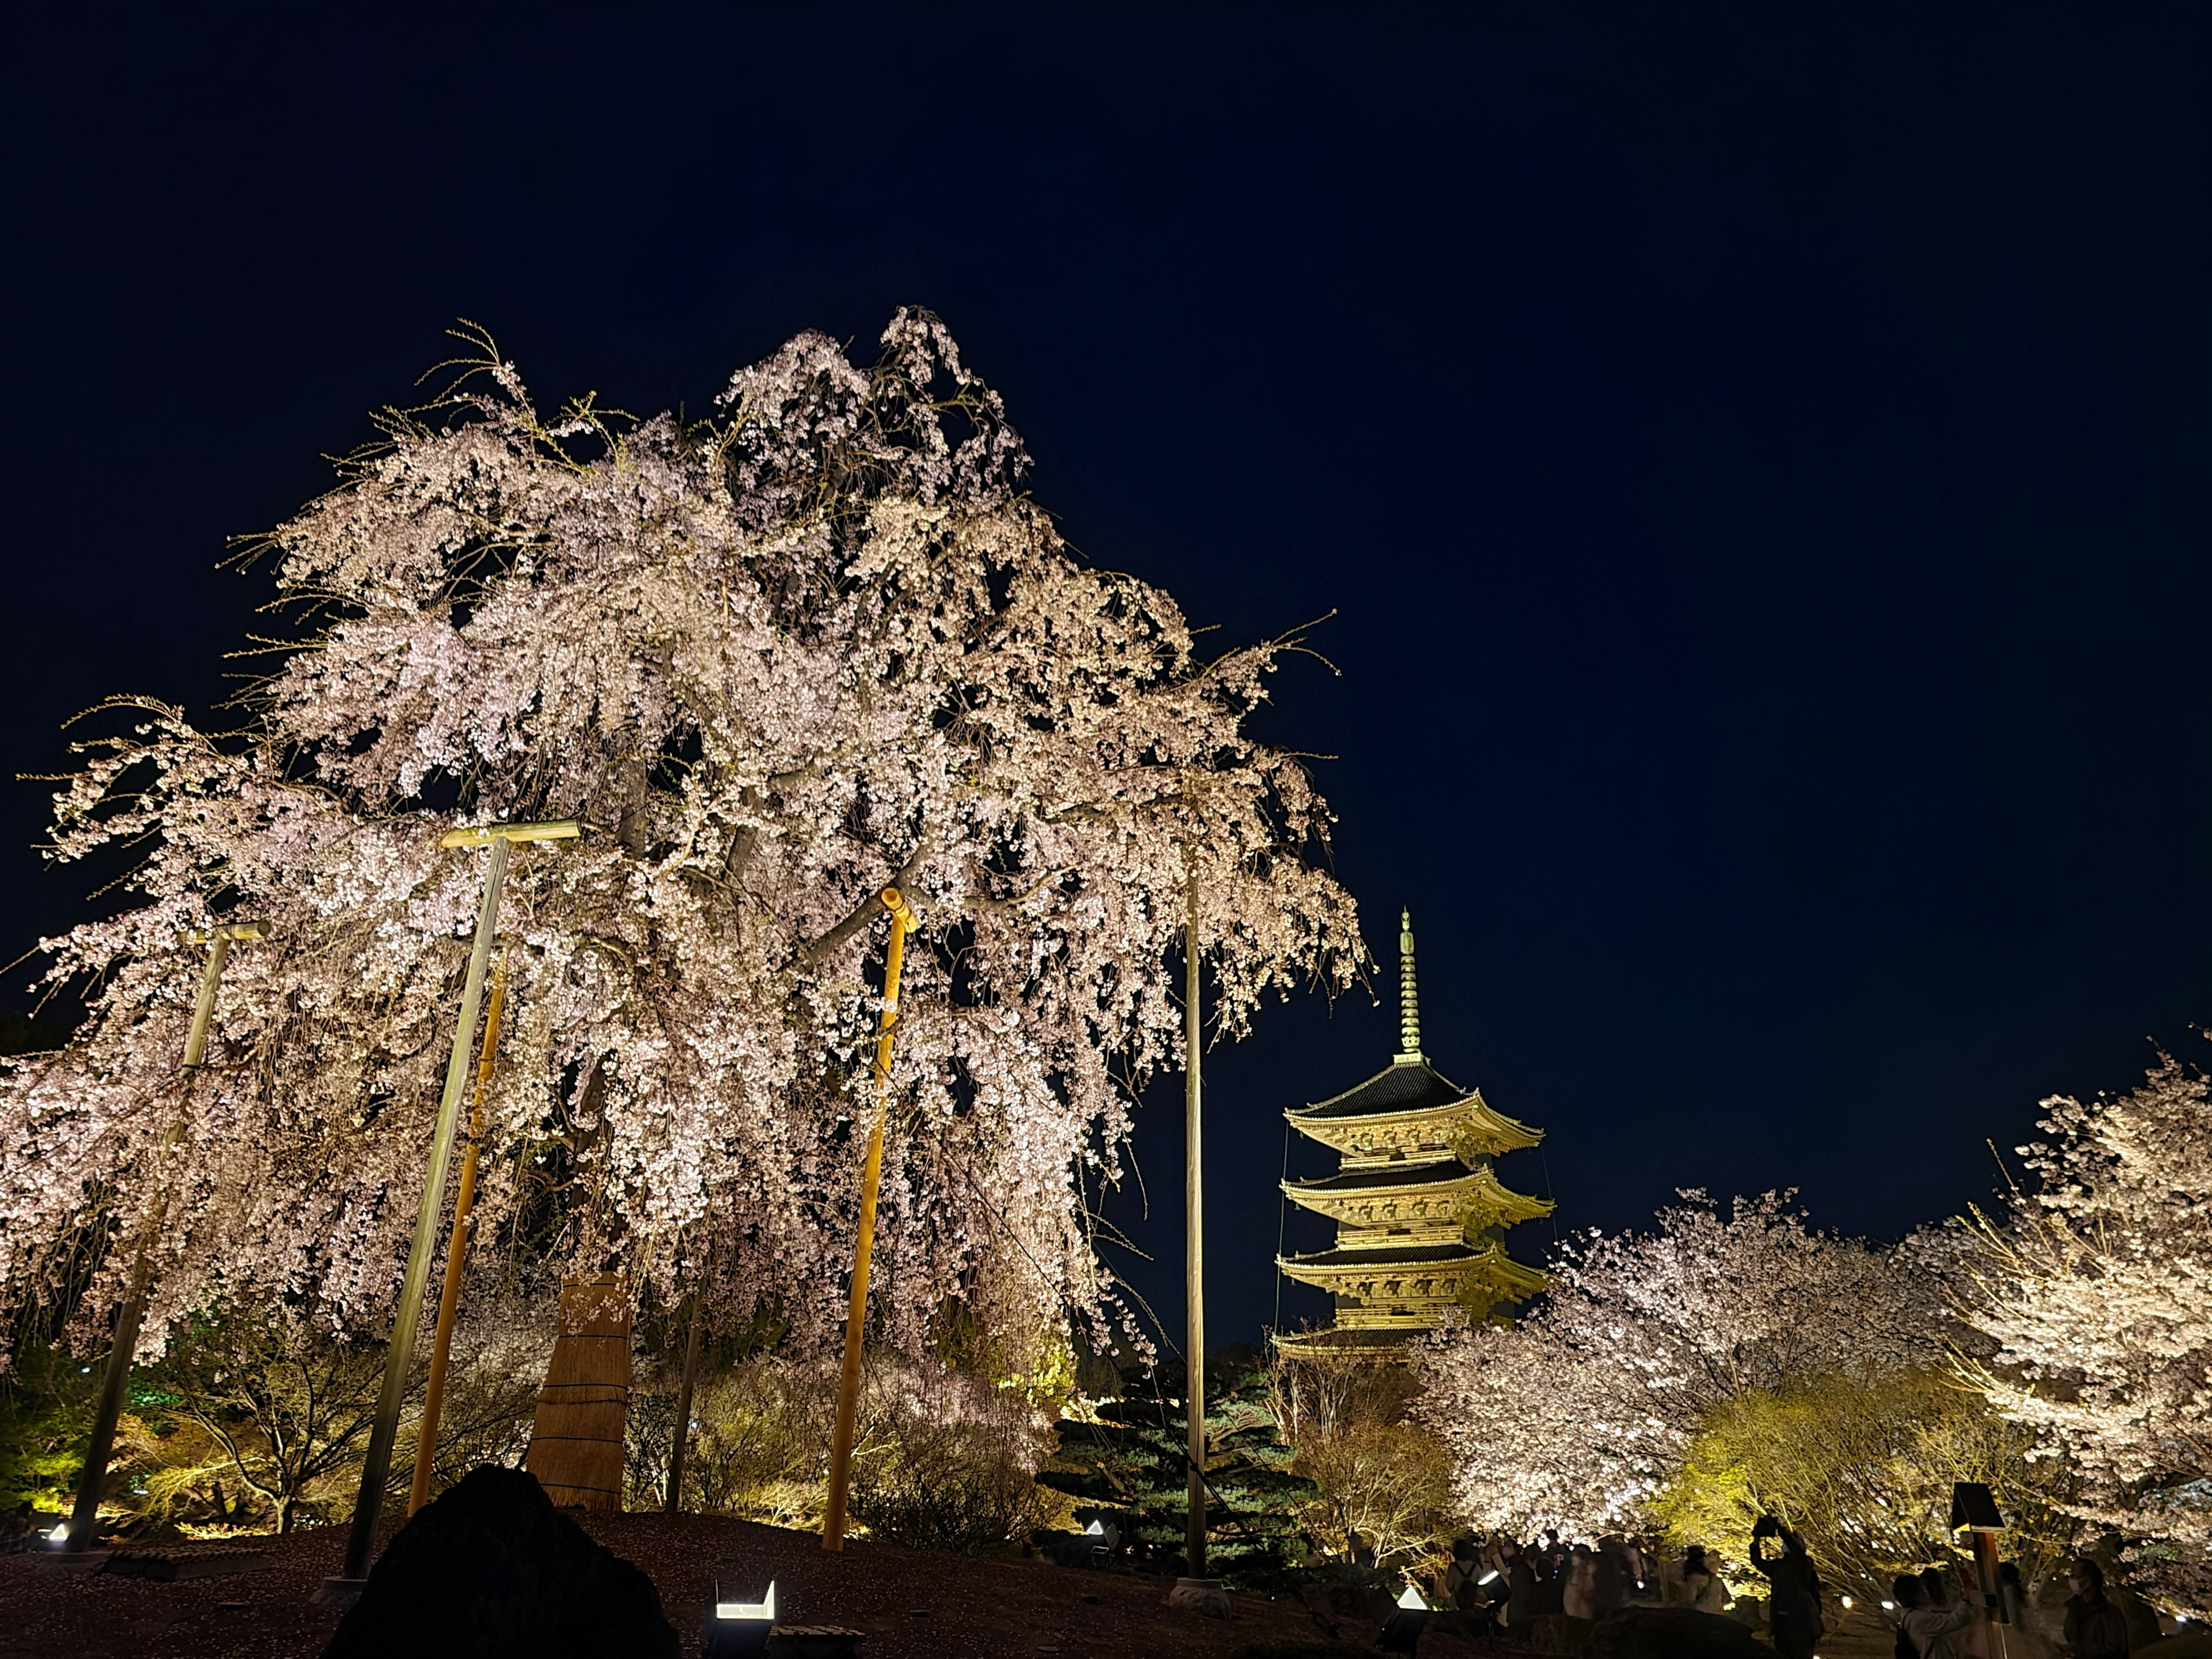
1183, 871, 1207, 1578
407, 956, 508, 1517
66, 921, 266, 1551
337, 819, 573, 1588
820, 885, 916, 1551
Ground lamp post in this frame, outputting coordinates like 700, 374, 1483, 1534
820, 885, 916, 1551
406, 955, 509, 1516
328, 820, 576, 1595
64, 919, 268, 1553
1953, 1480, 2009, 1652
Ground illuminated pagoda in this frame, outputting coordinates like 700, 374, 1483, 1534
1274, 910, 1550, 1356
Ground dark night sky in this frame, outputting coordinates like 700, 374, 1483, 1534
5, 9, 2207, 1355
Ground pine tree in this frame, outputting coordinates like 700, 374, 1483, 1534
1039, 1357, 1317, 1584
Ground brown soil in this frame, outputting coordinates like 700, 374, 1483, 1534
0, 1514, 1503, 1658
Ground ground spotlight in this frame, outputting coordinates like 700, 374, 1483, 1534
706, 1576, 775, 1658
1381, 1582, 1430, 1654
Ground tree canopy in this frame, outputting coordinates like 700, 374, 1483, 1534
0, 312, 1362, 1368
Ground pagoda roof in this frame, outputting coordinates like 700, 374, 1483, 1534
1283, 1158, 1554, 1226
1285, 1062, 1541, 1153
1272, 1325, 1427, 1357
1277, 1238, 1549, 1300
1297, 1058, 1472, 1118
1286, 1241, 1482, 1267
1287, 1158, 1480, 1194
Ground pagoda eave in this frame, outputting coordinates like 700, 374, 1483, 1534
1281, 1161, 1553, 1229
1285, 1094, 1543, 1161
1275, 1243, 1548, 1303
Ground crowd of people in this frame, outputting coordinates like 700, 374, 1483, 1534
1435, 1528, 1678, 1643
1432, 1523, 2153, 1659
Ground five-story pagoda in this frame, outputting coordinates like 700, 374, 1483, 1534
1275, 911, 1550, 1356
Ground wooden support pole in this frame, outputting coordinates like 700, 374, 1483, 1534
665, 1295, 703, 1514
337, 821, 571, 1589
821, 885, 916, 1551
408, 956, 508, 1517
66, 921, 267, 1551
1183, 871, 1207, 1578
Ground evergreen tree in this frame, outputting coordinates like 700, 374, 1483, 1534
1039, 1357, 1317, 1585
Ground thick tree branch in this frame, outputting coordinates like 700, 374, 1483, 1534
797, 836, 933, 968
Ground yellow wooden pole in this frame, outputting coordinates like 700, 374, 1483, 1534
335, 819, 574, 1592
821, 885, 916, 1551
408, 956, 507, 1516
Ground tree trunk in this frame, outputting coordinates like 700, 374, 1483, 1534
524, 1274, 632, 1509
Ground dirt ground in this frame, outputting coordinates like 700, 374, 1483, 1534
0, 1512, 1508, 1659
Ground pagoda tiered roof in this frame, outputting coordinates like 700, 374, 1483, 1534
1283, 1061, 1541, 1166
1282, 1157, 1553, 1231
1275, 1238, 1549, 1304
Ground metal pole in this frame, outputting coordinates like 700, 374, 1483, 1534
1184, 870, 1206, 1578
407, 957, 508, 1516
66, 924, 261, 1550
821, 885, 916, 1551
341, 834, 510, 1581
664, 1295, 703, 1514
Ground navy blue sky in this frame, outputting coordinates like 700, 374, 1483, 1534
5, 7, 2206, 1351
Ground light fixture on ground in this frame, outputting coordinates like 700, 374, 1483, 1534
1380, 1582, 1431, 1654
62, 918, 269, 1559
706, 1577, 775, 1658
321, 819, 578, 1603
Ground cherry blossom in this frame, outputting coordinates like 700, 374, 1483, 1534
0, 312, 1363, 1372
1416, 1191, 1939, 1539
1957, 1051, 2212, 1613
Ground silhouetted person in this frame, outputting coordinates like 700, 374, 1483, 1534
1594, 1537, 1633, 1618
2063, 1558, 2130, 1659
1896, 1574, 1976, 1659
1503, 1539, 1537, 1630
1683, 1546, 1729, 1613
1565, 1544, 1598, 1622
1995, 1562, 2057, 1659
1751, 1517, 1824, 1659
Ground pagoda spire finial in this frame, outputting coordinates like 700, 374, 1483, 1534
1395, 907, 1425, 1064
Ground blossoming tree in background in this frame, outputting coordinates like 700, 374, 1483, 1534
1959, 1051, 2212, 1615
0, 311, 1363, 1380
1416, 1191, 1941, 1541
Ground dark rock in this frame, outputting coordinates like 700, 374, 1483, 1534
1590, 1606, 1772, 1659
322, 1465, 677, 1659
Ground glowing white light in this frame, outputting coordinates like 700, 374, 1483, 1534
47, 1525, 68, 1543
1479, 1570, 1501, 1585
1842, 1597, 1854, 1609
1397, 1584, 1426, 1609
1084, 1520, 1105, 1537
1881, 1601, 1896, 1611
714, 1581, 775, 1621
